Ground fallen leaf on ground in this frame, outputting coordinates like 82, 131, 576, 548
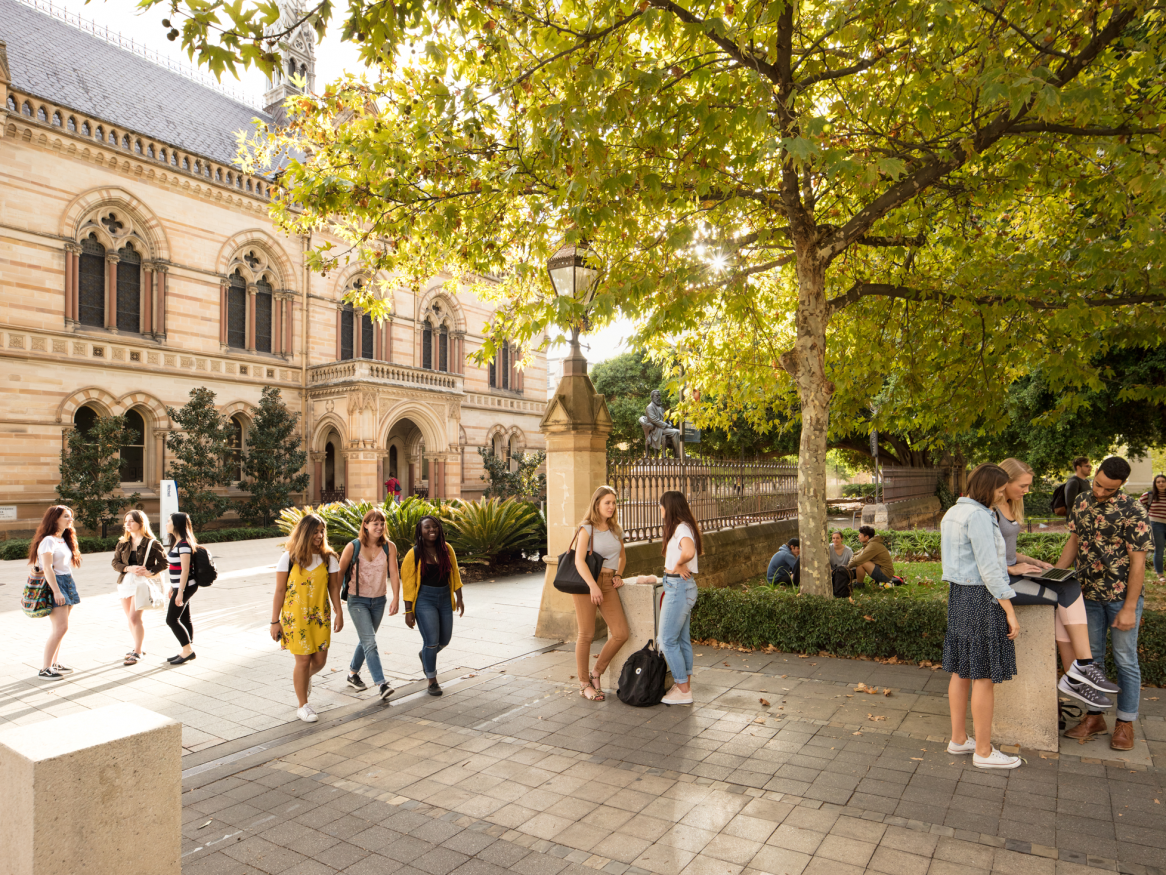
753, 717, 766, 724
852, 731, 863, 735
798, 654, 809, 658
760, 698, 771, 707
883, 688, 892, 696
198, 821, 213, 829
867, 714, 886, 721
781, 674, 788, 678
863, 615, 874, 622
910, 757, 923, 761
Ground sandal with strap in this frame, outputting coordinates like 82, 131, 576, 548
124, 651, 142, 666
580, 684, 605, 701
589, 672, 604, 697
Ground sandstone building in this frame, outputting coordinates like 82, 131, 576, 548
0, 0, 546, 536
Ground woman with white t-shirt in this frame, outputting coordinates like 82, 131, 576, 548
270, 513, 343, 723
28, 505, 82, 681
656, 491, 703, 705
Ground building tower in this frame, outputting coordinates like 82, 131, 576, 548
263, 6, 316, 116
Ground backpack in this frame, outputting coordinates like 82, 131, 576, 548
616, 640, 668, 707
191, 546, 218, 586
832, 565, 854, 599
1050, 482, 1069, 517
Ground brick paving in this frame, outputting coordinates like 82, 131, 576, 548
181, 647, 1166, 875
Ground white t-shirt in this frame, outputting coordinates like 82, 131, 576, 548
37, 535, 74, 574
276, 552, 340, 574
665, 523, 698, 574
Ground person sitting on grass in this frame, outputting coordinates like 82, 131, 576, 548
847, 526, 904, 587
766, 538, 800, 586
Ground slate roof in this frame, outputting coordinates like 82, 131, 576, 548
0, 0, 273, 167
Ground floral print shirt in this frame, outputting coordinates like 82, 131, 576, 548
1067, 490, 1153, 602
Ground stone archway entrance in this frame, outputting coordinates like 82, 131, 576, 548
384, 417, 427, 499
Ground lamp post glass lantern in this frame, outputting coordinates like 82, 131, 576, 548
547, 241, 602, 361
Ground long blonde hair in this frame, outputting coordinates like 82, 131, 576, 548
286, 513, 336, 571
998, 457, 1034, 524
580, 485, 623, 541
119, 509, 158, 543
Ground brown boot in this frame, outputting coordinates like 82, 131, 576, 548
1064, 713, 1107, 739
1111, 720, 1134, 751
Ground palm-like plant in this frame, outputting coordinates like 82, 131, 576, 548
276, 502, 342, 536
447, 498, 543, 566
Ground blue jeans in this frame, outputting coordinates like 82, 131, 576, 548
414, 585, 453, 679
348, 595, 387, 685
659, 574, 698, 684
1151, 521, 1166, 575
1085, 595, 1144, 721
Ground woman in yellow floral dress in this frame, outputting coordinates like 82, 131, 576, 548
269, 513, 343, 723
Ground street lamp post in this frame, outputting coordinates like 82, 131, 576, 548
546, 240, 601, 375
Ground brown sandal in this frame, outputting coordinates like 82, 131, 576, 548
124, 651, 142, 665
589, 672, 604, 696
580, 684, 605, 701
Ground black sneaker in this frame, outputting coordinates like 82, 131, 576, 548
1058, 675, 1113, 710
37, 668, 64, 681
427, 681, 443, 697
379, 683, 394, 701
347, 672, 366, 691
1067, 662, 1120, 695
52, 663, 74, 674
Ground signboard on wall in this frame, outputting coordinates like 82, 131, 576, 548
0, 506, 16, 521
160, 480, 179, 531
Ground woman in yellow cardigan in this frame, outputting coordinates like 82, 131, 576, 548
401, 515, 465, 695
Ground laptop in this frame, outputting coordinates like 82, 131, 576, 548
1020, 567, 1077, 583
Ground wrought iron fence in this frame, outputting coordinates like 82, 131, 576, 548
320, 488, 346, 504
607, 455, 798, 543
882, 467, 941, 503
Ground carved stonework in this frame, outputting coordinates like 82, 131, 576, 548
347, 386, 377, 416
52, 339, 67, 354
31, 336, 46, 351
447, 401, 461, 422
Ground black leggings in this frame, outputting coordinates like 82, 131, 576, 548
1008, 574, 1082, 608
166, 583, 197, 646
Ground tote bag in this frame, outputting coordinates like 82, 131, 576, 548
553, 526, 604, 595
21, 567, 53, 619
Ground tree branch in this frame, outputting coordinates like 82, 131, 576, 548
1008, 122, 1159, 136
827, 282, 1166, 317
648, 0, 781, 84
856, 233, 927, 248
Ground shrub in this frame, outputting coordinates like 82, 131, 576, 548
277, 497, 460, 557
841, 484, 878, 499
447, 498, 543, 565
0, 526, 283, 560
831, 528, 1068, 564
237, 387, 310, 527
690, 588, 1166, 686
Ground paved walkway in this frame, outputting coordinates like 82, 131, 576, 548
180, 648, 1166, 875
0, 538, 550, 752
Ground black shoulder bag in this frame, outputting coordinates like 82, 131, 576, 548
553, 525, 603, 595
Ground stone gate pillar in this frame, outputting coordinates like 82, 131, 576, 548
534, 339, 612, 639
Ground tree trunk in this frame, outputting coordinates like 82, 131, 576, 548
782, 257, 833, 597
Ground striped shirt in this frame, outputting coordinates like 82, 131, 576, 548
167, 539, 193, 590
1149, 494, 1166, 524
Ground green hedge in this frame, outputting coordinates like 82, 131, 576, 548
833, 527, 1068, 564
0, 526, 283, 560
690, 588, 1166, 686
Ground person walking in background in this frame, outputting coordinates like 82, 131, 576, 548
272, 513, 343, 723
338, 508, 400, 701
848, 526, 902, 586
766, 538, 800, 586
1144, 474, 1166, 582
385, 475, 402, 504
165, 512, 200, 666
941, 463, 1022, 770
1054, 456, 1093, 517
1056, 456, 1153, 751
112, 509, 168, 666
30, 506, 82, 681
829, 531, 853, 569
567, 486, 629, 702
658, 491, 703, 706
401, 516, 465, 697
994, 459, 1118, 710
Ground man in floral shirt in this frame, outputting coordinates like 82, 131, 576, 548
1056, 456, 1152, 751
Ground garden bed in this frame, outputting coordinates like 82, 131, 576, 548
0, 526, 284, 561
459, 558, 545, 582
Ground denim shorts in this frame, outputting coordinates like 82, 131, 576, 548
53, 573, 80, 608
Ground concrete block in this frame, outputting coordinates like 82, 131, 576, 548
600, 580, 660, 692
861, 503, 889, 528
992, 605, 1059, 752
0, 703, 182, 875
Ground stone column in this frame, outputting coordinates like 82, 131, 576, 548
354, 311, 363, 359
284, 299, 294, 357
142, 264, 154, 334
105, 252, 120, 329
992, 605, 1059, 751
63, 243, 80, 325
534, 334, 613, 640
152, 430, 167, 488
386, 320, 393, 363
335, 308, 343, 361
218, 278, 228, 345
311, 453, 323, 503
154, 266, 167, 338
273, 293, 283, 354
246, 284, 257, 351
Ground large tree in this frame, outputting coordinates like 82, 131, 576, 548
160, 0, 1166, 594
57, 414, 141, 537
166, 388, 234, 527
238, 386, 310, 526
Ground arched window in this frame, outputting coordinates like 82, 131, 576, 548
171, 153, 178, 166
21, 101, 31, 116
4, 96, 14, 112
324, 441, 336, 490
81, 121, 90, 136
121, 134, 129, 149
339, 303, 355, 360
147, 144, 155, 159
255, 276, 274, 353
134, 140, 142, 154
116, 242, 141, 333
73, 404, 99, 436
52, 111, 61, 126
438, 324, 449, 372
360, 309, 374, 360
422, 321, 433, 370
489, 342, 513, 390
226, 270, 247, 349
67, 117, 76, 132
78, 234, 106, 327
108, 130, 117, 144
389, 445, 398, 478
120, 409, 145, 483
183, 157, 190, 171
227, 415, 246, 481
94, 125, 103, 140
36, 106, 46, 122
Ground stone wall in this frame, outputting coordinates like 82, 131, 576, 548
622, 517, 799, 589
886, 495, 943, 529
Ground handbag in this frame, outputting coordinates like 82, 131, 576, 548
616, 640, 669, 707
133, 574, 166, 610
21, 566, 53, 618
553, 525, 604, 595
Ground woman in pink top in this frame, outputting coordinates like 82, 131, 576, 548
338, 508, 401, 700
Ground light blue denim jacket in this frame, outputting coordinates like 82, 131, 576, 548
940, 497, 1016, 601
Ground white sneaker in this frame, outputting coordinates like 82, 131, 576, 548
973, 747, 1021, 770
661, 686, 693, 705
947, 737, 976, 754
296, 704, 318, 723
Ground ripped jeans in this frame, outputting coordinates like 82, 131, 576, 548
660, 573, 698, 685
414, 584, 453, 679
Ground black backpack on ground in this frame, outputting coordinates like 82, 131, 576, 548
832, 566, 854, 598
617, 641, 668, 707
191, 546, 218, 586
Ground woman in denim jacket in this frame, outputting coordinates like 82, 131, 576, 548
941, 463, 1022, 770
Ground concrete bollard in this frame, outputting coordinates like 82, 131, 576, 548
600, 579, 662, 693
991, 604, 1060, 752
0, 703, 182, 875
